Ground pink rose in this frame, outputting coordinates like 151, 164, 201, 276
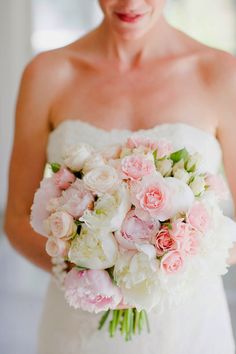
121, 155, 155, 181
53, 167, 76, 190
155, 226, 177, 256
126, 136, 158, 151
161, 250, 185, 273
47, 211, 76, 239
205, 173, 229, 200
45, 236, 68, 257
64, 268, 122, 313
59, 179, 94, 218
187, 202, 211, 233
115, 209, 160, 249
30, 177, 61, 237
130, 174, 170, 221
155, 139, 173, 158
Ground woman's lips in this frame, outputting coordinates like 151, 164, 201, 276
115, 12, 145, 23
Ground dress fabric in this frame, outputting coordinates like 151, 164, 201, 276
37, 120, 235, 354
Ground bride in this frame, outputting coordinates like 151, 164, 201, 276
4, 0, 236, 353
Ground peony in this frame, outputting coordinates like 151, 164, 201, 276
113, 247, 160, 312
130, 172, 194, 221
82, 153, 105, 174
161, 250, 185, 274
205, 173, 229, 200
126, 136, 158, 151
63, 143, 94, 171
53, 167, 76, 190
83, 165, 120, 194
80, 183, 131, 232
64, 269, 122, 313
68, 225, 118, 269
187, 202, 211, 233
120, 154, 155, 181
155, 226, 177, 256
115, 209, 160, 250
45, 236, 68, 257
155, 139, 174, 158
57, 179, 94, 218
30, 177, 61, 237
97, 144, 122, 160
46, 211, 77, 239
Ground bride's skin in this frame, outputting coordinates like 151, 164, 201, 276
4, 0, 236, 277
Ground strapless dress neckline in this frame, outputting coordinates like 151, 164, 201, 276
49, 118, 221, 150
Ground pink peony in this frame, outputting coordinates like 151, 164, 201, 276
115, 209, 160, 249
30, 177, 61, 237
155, 226, 177, 256
121, 155, 155, 181
126, 136, 159, 151
187, 202, 211, 233
161, 250, 185, 273
170, 220, 200, 255
59, 179, 94, 218
170, 220, 192, 239
205, 173, 229, 200
53, 167, 76, 190
45, 236, 68, 257
155, 139, 174, 158
64, 268, 122, 313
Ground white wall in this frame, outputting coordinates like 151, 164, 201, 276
0, 0, 32, 213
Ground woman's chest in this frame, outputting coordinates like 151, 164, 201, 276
50, 58, 217, 134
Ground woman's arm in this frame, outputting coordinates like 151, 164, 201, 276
3, 53, 59, 273
213, 53, 236, 265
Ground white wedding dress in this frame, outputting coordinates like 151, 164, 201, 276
37, 120, 235, 354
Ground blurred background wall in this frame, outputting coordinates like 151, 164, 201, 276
1, 1, 236, 353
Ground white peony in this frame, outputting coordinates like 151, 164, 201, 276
83, 165, 120, 194
113, 248, 161, 312
80, 183, 131, 232
68, 225, 118, 269
63, 143, 94, 171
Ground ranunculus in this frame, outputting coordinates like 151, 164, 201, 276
115, 209, 160, 249
205, 173, 229, 200
45, 236, 68, 257
187, 202, 211, 233
68, 225, 118, 269
80, 183, 131, 232
47, 211, 77, 239
161, 250, 185, 273
64, 268, 122, 313
120, 154, 155, 181
58, 179, 94, 218
30, 177, 61, 237
63, 143, 94, 171
155, 226, 177, 256
83, 165, 120, 194
113, 248, 160, 312
53, 167, 76, 190
130, 172, 194, 221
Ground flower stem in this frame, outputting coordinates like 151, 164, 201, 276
98, 309, 110, 330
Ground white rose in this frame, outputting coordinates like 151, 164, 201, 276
68, 225, 118, 269
47, 211, 77, 239
156, 158, 173, 176
63, 143, 94, 171
82, 153, 105, 174
46, 236, 68, 257
80, 183, 131, 232
114, 249, 160, 312
186, 152, 202, 172
83, 165, 120, 194
189, 175, 206, 196
173, 169, 190, 184
97, 144, 122, 160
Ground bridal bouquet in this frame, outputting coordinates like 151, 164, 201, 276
30, 134, 236, 341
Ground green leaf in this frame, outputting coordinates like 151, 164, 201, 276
50, 162, 61, 173
170, 148, 189, 163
